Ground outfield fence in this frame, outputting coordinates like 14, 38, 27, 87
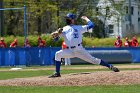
0, 47, 140, 66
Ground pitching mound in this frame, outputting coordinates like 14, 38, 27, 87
0, 70, 140, 86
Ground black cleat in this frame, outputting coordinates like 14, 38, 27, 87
48, 73, 61, 78
110, 65, 120, 72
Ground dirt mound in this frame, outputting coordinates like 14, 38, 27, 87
0, 70, 140, 86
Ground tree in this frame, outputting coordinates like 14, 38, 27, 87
0, 0, 4, 36
2, 0, 107, 37
6, 1, 16, 35
26, 0, 58, 34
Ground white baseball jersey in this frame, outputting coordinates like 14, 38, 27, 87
61, 25, 87, 47
55, 24, 101, 65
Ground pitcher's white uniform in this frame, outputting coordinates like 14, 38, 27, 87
49, 13, 119, 78
55, 25, 101, 65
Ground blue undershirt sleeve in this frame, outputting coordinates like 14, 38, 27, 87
87, 21, 94, 30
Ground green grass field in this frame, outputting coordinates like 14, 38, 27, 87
0, 85, 140, 93
0, 64, 140, 93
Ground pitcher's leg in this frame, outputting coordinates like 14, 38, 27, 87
49, 49, 74, 78
75, 49, 119, 72
75, 49, 101, 64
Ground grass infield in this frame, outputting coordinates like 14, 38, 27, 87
0, 64, 140, 93
0, 85, 140, 93
0, 65, 140, 80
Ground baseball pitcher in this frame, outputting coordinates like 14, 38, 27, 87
49, 13, 119, 78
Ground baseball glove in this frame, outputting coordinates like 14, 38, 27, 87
51, 28, 63, 39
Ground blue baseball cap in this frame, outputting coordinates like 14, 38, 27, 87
65, 13, 76, 19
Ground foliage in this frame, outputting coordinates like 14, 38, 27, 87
2, 35, 140, 47
1, 0, 105, 37
0, 0, 139, 38
82, 37, 116, 47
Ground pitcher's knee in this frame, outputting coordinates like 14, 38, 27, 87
91, 58, 101, 64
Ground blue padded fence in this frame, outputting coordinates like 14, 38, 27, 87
0, 47, 140, 66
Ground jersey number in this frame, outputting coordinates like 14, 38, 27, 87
73, 29, 79, 38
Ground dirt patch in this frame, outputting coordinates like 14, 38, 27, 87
0, 70, 140, 86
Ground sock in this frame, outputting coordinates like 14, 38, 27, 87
55, 61, 61, 74
100, 60, 111, 68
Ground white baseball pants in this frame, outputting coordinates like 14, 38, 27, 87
55, 45, 101, 65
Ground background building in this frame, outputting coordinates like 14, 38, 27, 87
122, 0, 140, 37
96, 0, 140, 38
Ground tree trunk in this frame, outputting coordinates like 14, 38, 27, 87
37, 15, 41, 35
0, 0, 4, 36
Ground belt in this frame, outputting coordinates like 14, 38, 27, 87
66, 43, 81, 49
